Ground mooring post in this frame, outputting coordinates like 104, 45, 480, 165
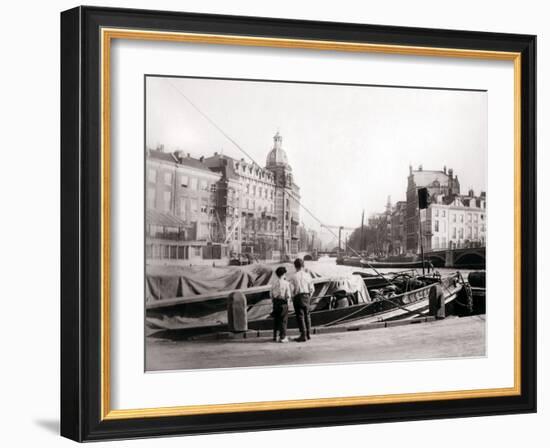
227, 291, 248, 332
428, 283, 445, 319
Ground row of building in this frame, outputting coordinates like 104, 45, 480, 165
146, 132, 303, 265
366, 165, 487, 256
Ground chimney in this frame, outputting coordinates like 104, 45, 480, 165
187, 153, 191, 158
199, 156, 204, 163
214, 151, 218, 156
418, 164, 423, 171
443, 165, 447, 174
468, 188, 474, 197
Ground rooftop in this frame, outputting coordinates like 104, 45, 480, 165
148, 149, 218, 174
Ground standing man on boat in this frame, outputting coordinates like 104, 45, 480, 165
290, 258, 314, 342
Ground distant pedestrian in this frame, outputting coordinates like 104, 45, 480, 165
271, 266, 291, 343
290, 258, 314, 342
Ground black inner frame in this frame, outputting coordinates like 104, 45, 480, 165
61, 6, 536, 441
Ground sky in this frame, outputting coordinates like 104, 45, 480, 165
146, 76, 487, 238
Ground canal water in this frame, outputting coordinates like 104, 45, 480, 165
303, 256, 477, 279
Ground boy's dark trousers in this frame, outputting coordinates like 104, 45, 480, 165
272, 299, 289, 340
292, 293, 311, 339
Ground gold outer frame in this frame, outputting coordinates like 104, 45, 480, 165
100, 28, 522, 421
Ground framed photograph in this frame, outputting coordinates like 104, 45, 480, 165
60, 6, 536, 441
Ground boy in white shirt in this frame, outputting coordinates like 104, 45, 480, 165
271, 266, 291, 343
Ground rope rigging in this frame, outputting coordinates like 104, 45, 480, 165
165, 81, 418, 286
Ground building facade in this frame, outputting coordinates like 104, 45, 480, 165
204, 131, 300, 260
390, 201, 407, 255
401, 165, 485, 254
405, 165, 461, 251
146, 149, 225, 265
146, 132, 301, 265
426, 190, 487, 251
367, 197, 393, 257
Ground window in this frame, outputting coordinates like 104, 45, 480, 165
460, 214, 464, 223
177, 246, 187, 260
434, 220, 439, 232
452, 213, 456, 223
433, 236, 439, 249
190, 199, 199, 214
152, 244, 161, 259
467, 227, 472, 238
459, 228, 463, 238
162, 191, 171, 211
474, 214, 479, 222
481, 214, 485, 221
452, 227, 457, 238
178, 198, 186, 219
164, 171, 172, 185
169, 245, 177, 259
200, 205, 208, 214
442, 210, 446, 218
435, 208, 439, 217
148, 168, 157, 183
200, 179, 208, 191
468, 213, 472, 222
210, 183, 217, 193
146, 187, 156, 209
190, 177, 197, 190
180, 175, 188, 187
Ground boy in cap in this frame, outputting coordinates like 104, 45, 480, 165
271, 266, 291, 343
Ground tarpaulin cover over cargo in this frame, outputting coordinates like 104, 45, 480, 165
145, 263, 371, 330
145, 264, 305, 303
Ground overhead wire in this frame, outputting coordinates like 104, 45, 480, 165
165, 80, 402, 282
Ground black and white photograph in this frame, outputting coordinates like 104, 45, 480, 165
144, 75, 488, 371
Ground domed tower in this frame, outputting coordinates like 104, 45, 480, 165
266, 131, 292, 171
264, 131, 300, 259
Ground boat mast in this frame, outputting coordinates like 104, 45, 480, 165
360, 209, 365, 253
417, 187, 428, 276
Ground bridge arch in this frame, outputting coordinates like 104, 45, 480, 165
454, 252, 485, 269
426, 252, 446, 267
297, 251, 313, 261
